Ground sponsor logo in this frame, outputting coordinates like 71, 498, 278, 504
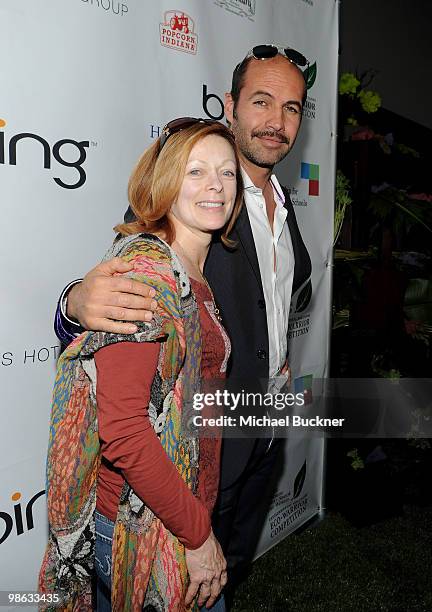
291, 278, 312, 314
0, 490, 45, 546
288, 312, 311, 340
301, 162, 319, 196
289, 278, 312, 341
80, 0, 129, 17
160, 10, 198, 55
294, 375, 313, 405
0, 118, 91, 189
149, 124, 161, 140
303, 97, 317, 121
214, 0, 256, 20
202, 84, 225, 120
148, 83, 225, 139
304, 62, 317, 91
303, 62, 317, 121
268, 461, 308, 538
1, 345, 61, 367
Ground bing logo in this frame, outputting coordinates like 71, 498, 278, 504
0, 490, 45, 545
301, 162, 319, 196
0, 118, 90, 189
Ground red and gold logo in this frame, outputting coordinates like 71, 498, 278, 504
159, 10, 198, 55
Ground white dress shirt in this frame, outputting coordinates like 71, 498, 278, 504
242, 168, 295, 377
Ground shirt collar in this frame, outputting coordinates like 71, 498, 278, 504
241, 166, 285, 206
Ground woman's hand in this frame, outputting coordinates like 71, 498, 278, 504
184, 529, 227, 609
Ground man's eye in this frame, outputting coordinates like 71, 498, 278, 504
253, 100, 267, 106
286, 105, 300, 114
222, 170, 235, 177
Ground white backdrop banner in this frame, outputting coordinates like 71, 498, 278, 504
0, 0, 338, 599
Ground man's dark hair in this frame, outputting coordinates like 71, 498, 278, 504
230, 56, 255, 111
229, 55, 308, 120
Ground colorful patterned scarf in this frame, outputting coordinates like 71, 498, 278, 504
39, 234, 203, 611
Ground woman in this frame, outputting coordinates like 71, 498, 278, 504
38, 118, 244, 611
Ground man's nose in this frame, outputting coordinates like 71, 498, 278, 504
265, 107, 284, 132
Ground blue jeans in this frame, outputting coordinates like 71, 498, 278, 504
94, 511, 114, 612
94, 510, 225, 611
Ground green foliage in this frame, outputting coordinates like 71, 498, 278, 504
334, 171, 352, 245
347, 448, 365, 470
358, 89, 381, 113
369, 187, 432, 236
395, 142, 420, 158
371, 353, 401, 378
338, 71, 381, 129
338, 72, 360, 96
404, 278, 432, 324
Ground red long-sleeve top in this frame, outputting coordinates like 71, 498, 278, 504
94, 279, 229, 550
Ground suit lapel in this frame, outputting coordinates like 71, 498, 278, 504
233, 203, 262, 288
282, 186, 309, 295
233, 186, 310, 297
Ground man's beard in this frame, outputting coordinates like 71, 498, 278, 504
232, 119, 291, 169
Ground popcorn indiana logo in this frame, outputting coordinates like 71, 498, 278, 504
160, 10, 198, 55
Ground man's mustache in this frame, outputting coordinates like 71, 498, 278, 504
251, 130, 289, 145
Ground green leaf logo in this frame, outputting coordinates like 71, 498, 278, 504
293, 460, 307, 499
304, 62, 317, 90
295, 279, 312, 313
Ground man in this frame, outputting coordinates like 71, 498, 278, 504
56, 46, 312, 605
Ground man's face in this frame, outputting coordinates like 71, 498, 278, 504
225, 55, 305, 169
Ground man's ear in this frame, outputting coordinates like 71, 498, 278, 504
224, 93, 234, 125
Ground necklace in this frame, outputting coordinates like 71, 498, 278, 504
200, 275, 222, 323
173, 240, 223, 322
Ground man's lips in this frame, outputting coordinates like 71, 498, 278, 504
253, 131, 289, 146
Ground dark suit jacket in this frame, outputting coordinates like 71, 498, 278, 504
125, 185, 312, 489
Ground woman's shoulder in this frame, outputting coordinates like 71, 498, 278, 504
105, 233, 189, 300
107, 232, 171, 262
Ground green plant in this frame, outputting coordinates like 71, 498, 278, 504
369, 186, 432, 237
347, 448, 365, 470
338, 70, 381, 127
334, 170, 353, 245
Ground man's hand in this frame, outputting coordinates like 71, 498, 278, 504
66, 257, 157, 334
281, 360, 292, 387
185, 530, 227, 609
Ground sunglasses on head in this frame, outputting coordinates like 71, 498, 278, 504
159, 117, 218, 149
247, 44, 309, 67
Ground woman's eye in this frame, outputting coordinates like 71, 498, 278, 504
222, 170, 235, 177
188, 169, 201, 175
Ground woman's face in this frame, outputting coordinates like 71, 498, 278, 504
169, 134, 237, 237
